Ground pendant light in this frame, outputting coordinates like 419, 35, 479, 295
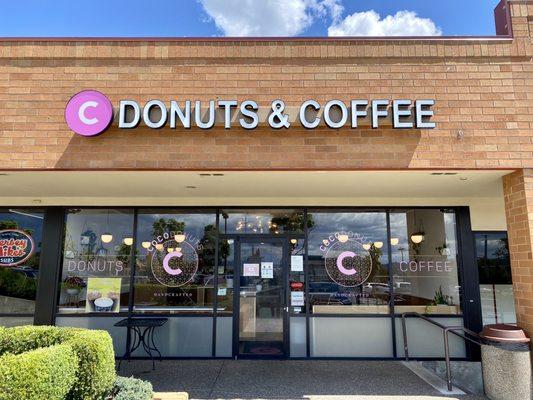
410, 215, 425, 244
101, 209, 113, 243
373, 241, 384, 249
141, 241, 151, 249
362, 243, 371, 251
174, 233, 186, 243
123, 237, 133, 246
390, 237, 399, 246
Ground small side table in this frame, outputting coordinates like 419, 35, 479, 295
115, 317, 168, 370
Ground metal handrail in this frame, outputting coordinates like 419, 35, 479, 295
401, 312, 484, 392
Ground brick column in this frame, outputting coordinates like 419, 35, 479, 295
503, 169, 533, 335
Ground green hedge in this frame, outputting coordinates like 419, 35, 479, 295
0, 343, 78, 400
112, 376, 153, 400
0, 325, 116, 400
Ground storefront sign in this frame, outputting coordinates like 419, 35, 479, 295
0, 229, 35, 267
147, 232, 200, 287
320, 231, 373, 287
398, 260, 453, 273
65, 90, 436, 137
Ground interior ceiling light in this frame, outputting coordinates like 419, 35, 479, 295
213, 173, 224, 176
374, 241, 384, 249
101, 233, 113, 243
411, 233, 424, 244
123, 237, 133, 246
362, 243, 371, 251
390, 237, 399, 246
185, 185, 197, 189
174, 234, 186, 243
199, 173, 212, 176
141, 241, 151, 249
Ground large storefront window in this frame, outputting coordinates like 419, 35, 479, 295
58, 209, 134, 314
390, 209, 461, 315
475, 232, 516, 325
0, 209, 43, 326
133, 210, 216, 313
307, 211, 389, 314
219, 209, 306, 235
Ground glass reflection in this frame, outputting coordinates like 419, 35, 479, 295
220, 209, 306, 234
0, 209, 43, 316
308, 211, 389, 314
58, 209, 134, 314
133, 210, 216, 313
390, 209, 461, 315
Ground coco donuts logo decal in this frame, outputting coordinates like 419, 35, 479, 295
320, 232, 373, 287
65, 90, 113, 137
143, 232, 202, 287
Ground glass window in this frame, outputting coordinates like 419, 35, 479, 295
133, 210, 216, 314
217, 238, 235, 315
475, 232, 516, 325
390, 209, 461, 315
219, 209, 306, 235
307, 211, 389, 314
0, 209, 44, 320
58, 209, 134, 314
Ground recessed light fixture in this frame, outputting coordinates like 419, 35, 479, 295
444, 172, 458, 176
199, 173, 212, 177
213, 173, 224, 176
185, 185, 197, 189
0, 173, 8, 176
460, 177, 468, 181
430, 173, 444, 175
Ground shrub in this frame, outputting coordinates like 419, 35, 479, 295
0, 325, 116, 400
111, 376, 153, 400
0, 343, 78, 400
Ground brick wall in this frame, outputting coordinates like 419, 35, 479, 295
0, 1, 532, 170
503, 169, 533, 334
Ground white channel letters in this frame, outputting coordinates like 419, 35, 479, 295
118, 99, 436, 130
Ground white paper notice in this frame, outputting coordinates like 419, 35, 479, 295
243, 263, 260, 277
261, 262, 274, 279
217, 287, 227, 296
291, 255, 304, 272
291, 291, 305, 306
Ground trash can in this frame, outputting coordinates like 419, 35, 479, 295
479, 324, 531, 400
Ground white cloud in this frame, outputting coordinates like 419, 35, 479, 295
328, 10, 442, 37
198, 0, 343, 37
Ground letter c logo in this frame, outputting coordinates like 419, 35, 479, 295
163, 251, 183, 276
65, 90, 113, 137
337, 251, 357, 276
78, 101, 99, 125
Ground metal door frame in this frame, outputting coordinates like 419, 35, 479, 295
233, 236, 289, 359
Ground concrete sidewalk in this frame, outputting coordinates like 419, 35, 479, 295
119, 360, 487, 400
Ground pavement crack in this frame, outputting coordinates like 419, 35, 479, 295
207, 359, 225, 399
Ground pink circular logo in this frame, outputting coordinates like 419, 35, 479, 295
65, 90, 113, 136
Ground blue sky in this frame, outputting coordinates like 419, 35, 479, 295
0, 0, 502, 37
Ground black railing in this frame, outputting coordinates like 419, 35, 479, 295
401, 312, 484, 392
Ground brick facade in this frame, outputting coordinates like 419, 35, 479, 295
503, 169, 533, 334
1, 1, 533, 333
0, 2, 532, 170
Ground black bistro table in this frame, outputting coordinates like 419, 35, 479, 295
114, 317, 168, 370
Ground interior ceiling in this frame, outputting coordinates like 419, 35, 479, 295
0, 170, 509, 203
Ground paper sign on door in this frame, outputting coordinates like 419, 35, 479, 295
291, 255, 304, 272
243, 263, 259, 277
261, 262, 273, 279
291, 291, 305, 306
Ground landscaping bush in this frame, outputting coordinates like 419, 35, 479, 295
0, 325, 116, 400
111, 376, 153, 400
0, 343, 78, 400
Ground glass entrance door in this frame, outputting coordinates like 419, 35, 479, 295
236, 239, 287, 358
